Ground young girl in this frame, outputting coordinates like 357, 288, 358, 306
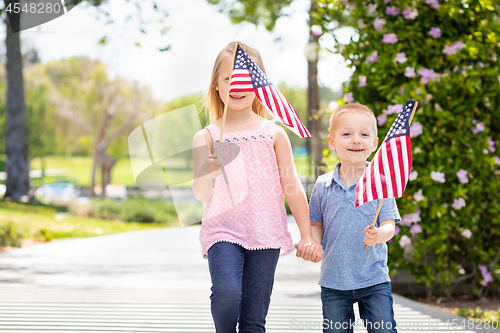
192, 41, 322, 332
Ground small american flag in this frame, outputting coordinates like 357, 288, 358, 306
355, 101, 417, 207
229, 45, 311, 138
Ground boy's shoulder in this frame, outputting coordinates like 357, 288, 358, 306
315, 170, 335, 185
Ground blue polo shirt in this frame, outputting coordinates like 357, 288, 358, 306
309, 162, 401, 290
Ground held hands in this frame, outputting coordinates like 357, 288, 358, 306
364, 224, 380, 247
294, 238, 324, 263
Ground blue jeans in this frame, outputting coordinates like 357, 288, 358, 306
207, 242, 280, 333
321, 282, 397, 333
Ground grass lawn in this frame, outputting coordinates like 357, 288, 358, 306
27, 155, 313, 187
0, 202, 169, 240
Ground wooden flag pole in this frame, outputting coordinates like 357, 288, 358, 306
212, 43, 239, 188
364, 101, 419, 250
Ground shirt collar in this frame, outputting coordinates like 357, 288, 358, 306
326, 161, 366, 190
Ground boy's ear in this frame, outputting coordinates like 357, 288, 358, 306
372, 137, 379, 152
328, 134, 336, 150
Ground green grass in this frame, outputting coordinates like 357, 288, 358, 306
26, 155, 313, 187
0, 202, 170, 240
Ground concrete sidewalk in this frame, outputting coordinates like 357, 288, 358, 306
0, 221, 495, 332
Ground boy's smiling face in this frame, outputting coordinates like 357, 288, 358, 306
328, 112, 379, 165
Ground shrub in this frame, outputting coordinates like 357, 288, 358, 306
315, 0, 500, 296
0, 223, 24, 247
85, 198, 178, 224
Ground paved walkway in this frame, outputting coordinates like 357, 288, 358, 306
0, 220, 496, 332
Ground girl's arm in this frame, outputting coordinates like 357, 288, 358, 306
274, 125, 323, 260
192, 129, 223, 202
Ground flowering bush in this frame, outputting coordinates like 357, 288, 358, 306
316, 0, 500, 296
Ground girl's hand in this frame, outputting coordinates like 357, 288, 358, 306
197, 154, 224, 180
294, 239, 324, 263
364, 225, 379, 247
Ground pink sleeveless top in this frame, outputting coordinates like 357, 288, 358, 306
199, 121, 294, 259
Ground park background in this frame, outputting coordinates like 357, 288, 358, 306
0, 0, 499, 324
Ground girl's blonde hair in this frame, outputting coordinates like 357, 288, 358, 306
205, 41, 271, 124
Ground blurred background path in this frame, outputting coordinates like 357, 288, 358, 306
0, 219, 495, 332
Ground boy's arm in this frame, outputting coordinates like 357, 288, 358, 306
311, 221, 324, 245
364, 219, 396, 247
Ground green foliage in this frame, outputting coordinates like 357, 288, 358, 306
456, 306, 487, 319
316, 0, 500, 295
207, 0, 294, 31
0, 223, 24, 247
85, 198, 178, 224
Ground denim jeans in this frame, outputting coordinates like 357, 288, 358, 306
321, 282, 397, 333
207, 242, 280, 333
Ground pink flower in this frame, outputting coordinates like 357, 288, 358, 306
409, 171, 418, 181
344, 92, 354, 103
386, 6, 400, 16
403, 7, 418, 20
456, 169, 469, 183
394, 225, 400, 236
382, 33, 398, 44
399, 235, 411, 247
377, 113, 387, 126
443, 45, 459, 55
400, 211, 421, 226
431, 171, 446, 183
359, 75, 367, 87
479, 265, 494, 285
366, 51, 378, 63
368, 4, 378, 13
404, 67, 416, 78
488, 139, 496, 152
387, 104, 403, 115
395, 52, 407, 63
425, 0, 440, 9
417, 68, 437, 84
443, 41, 465, 56
452, 197, 466, 210
471, 122, 485, 134
384, 0, 392, 3
413, 189, 424, 202
398, 87, 405, 94
491, 54, 497, 62
410, 122, 423, 137
338, 44, 345, 53
374, 17, 386, 30
311, 25, 323, 37
429, 27, 441, 38
496, 156, 500, 165
410, 223, 422, 235
461, 229, 472, 239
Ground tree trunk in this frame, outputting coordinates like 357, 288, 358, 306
4, 4, 30, 201
307, 0, 323, 179
100, 156, 116, 198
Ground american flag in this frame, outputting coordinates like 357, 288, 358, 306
355, 101, 417, 207
229, 45, 311, 138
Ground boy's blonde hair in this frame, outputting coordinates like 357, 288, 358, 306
205, 41, 271, 124
329, 103, 377, 136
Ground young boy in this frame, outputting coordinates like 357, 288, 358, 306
301, 103, 400, 333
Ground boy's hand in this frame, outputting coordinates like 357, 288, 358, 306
364, 225, 379, 247
294, 239, 324, 263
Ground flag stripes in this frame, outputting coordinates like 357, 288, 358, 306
355, 101, 416, 207
228, 45, 311, 138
